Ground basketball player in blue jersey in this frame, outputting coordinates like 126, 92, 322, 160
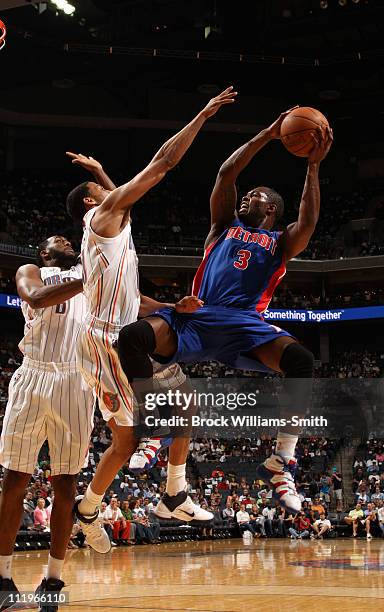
118, 108, 333, 516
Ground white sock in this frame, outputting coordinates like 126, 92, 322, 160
46, 555, 64, 581
0, 555, 13, 580
78, 485, 104, 516
166, 463, 186, 496
275, 433, 298, 461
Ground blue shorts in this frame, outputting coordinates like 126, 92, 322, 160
151, 305, 293, 374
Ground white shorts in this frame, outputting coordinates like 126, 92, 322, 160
77, 316, 186, 426
0, 357, 94, 476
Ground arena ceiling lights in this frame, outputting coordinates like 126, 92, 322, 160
50, 0, 76, 15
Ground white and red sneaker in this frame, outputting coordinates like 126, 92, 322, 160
255, 454, 302, 513
129, 436, 173, 472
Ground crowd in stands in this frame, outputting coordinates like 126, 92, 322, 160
339, 438, 384, 540
1, 327, 384, 546
0, 431, 347, 546
1, 172, 384, 260
182, 351, 384, 379
6, 429, 384, 547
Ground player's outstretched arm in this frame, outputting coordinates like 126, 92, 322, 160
16, 264, 83, 309
280, 127, 333, 261
66, 152, 117, 190
139, 293, 203, 317
92, 87, 237, 238
207, 106, 298, 247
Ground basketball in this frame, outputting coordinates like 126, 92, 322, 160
280, 107, 330, 157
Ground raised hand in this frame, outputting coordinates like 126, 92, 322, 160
200, 86, 237, 119
66, 152, 103, 172
266, 106, 300, 140
308, 126, 333, 164
175, 296, 204, 313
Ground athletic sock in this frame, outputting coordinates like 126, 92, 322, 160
275, 432, 298, 461
46, 555, 64, 581
0, 555, 13, 580
166, 463, 187, 496
78, 485, 104, 516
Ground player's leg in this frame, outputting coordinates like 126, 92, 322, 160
34, 369, 95, 604
118, 316, 177, 382
154, 436, 213, 522
0, 469, 31, 593
249, 336, 314, 512
75, 421, 137, 552
33, 474, 78, 605
0, 364, 47, 609
118, 316, 178, 446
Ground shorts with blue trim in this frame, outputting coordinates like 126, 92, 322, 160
150, 305, 293, 373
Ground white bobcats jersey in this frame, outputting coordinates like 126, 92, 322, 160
19, 262, 86, 363
81, 208, 140, 326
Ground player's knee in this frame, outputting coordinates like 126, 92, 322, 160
279, 342, 314, 378
2, 469, 31, 496
111, 442, 135, 465
111, 433, 137, 463
118, 320, 156, 357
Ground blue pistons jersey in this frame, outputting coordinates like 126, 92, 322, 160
192, 218, 286, 313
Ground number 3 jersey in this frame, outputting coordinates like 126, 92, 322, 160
192, 218, 286, 313
19, 263, 87, 363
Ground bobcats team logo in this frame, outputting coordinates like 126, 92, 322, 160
103, 391, 120, 413
13, 372, 22, 384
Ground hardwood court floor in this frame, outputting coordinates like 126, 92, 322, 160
11, 538, 384, 612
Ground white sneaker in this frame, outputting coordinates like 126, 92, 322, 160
74, 497, 111, 554
155, 491, 214, 522
129, 436, 173, 471
255, 454, 302, 513
367, 533, 373, 540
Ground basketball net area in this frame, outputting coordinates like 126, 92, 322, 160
0, 20, 6, 51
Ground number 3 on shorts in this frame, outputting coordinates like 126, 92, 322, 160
234, 249, 251, 270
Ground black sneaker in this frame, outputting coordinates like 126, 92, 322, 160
35, 577, 65, 612
0, 576, 19, 611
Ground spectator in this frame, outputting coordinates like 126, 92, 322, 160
311, 497, 326, 519
22, 491, 35, 529
105, 498, 132, 545
98, 501, 115, 545
344, 503, 364, 537
362, 503, 377, 540
289, 511, 311, 539
261, 504, 275, 537
236, 504, 257, 536
222, 499, 235, 523
331, 468, 343, 512
377, 501, 384, 537
273, 505, 287, 538
33, 498, 50, 531
371, 485, 384, 504
312, 512, 331, 539
319, 473, 332, 505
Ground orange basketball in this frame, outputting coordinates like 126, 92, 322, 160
280, 107, 329, 157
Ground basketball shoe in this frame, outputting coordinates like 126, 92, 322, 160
129, 436, 173, 471
255, 454, 302, 513
74, 497, 111, 554
155, 490, 214, 522
35, 577, 65, 612
0, 576, 19, 611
